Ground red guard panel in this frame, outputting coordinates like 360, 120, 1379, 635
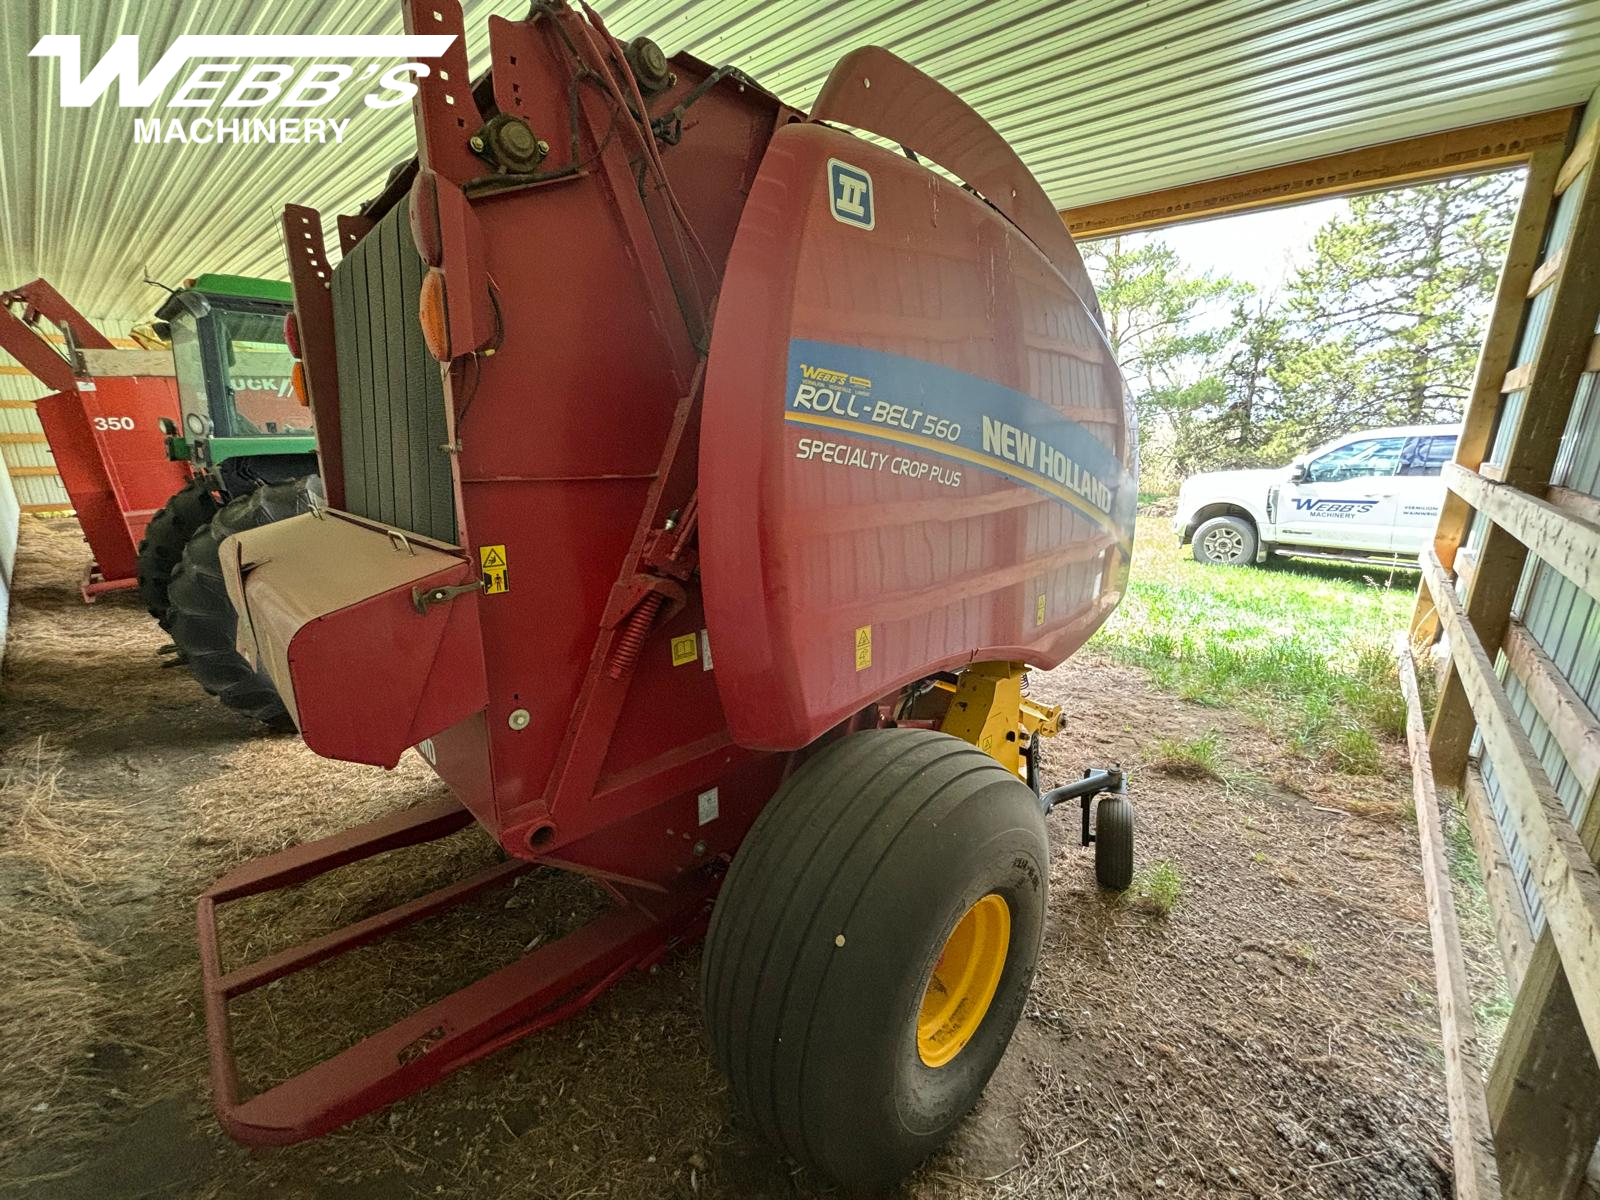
35, 376, 188, 583
700, 123, 1137, 751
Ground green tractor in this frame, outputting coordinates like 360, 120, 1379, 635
137, 274, 322, 727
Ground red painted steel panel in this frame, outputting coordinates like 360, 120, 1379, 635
700, 123, 1136, 750
35, 377, 188, 582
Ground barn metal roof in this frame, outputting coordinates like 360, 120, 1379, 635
2, 0, 1599, 321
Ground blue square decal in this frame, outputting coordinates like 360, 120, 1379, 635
828, 159, 874, 230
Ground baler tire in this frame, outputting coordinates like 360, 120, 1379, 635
136, 477, 219, 620
701, 728, 1047, 1192
165, 477, 319, 730
1094, 794, 1135, 892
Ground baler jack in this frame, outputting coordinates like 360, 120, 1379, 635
1041, 766, 1135, 892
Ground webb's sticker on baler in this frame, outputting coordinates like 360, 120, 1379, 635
783, 338, 1129, 535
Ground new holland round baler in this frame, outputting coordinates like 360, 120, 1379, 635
199, 1, 1136, 1188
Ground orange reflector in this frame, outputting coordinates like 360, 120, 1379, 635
291, 361, 308, 406
419, 269, 451, 361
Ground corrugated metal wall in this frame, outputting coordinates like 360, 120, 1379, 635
3, 0, 1600, 322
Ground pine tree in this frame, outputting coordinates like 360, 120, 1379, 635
1276, 172, 1521, 444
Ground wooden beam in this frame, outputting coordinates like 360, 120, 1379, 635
1501, 362, 1536, 392
1420, 549, 1600, 1063
0, 433, 48, 445
1489, 615, 1600, 1200
1430, 132, 1600, 782
1527, 249, 1565, 298
6, 466, 58, 478
1505, 622, 1600, 798
1444, 463, 1600, 608
1396, 635, 1503, 1200
1062, 109, 1576, 238
1490, 936, 1600, 1200
0, 398, 38, 408
1463, 763, 1535, 991
18, 502, 70, 514
1414, 136, 1568, 645
76, 348, 174, 378
1558, 120, 1599, 195
1551, 485, 1600, 530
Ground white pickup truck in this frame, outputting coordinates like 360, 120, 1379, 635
1173, 423, 1461, 566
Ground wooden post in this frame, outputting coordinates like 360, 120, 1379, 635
1397, 635, 1502, 1200
1419, 550, 1600, 1062
1411, 141, 1566, 647
1429, 128, 1600, 784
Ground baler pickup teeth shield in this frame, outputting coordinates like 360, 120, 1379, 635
197, 799, 714, 1145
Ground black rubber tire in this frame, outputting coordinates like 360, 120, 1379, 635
136, 477, 219, 620
702, 728, 1048, 1191
165, 477, 319, 729
1095, 794, 1135, 892
1191, 514, 1257, 566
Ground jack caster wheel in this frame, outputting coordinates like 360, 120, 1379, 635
701, 728, 1047, 1192
1094, 793, 1135, 891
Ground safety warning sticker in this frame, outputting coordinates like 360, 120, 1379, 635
854, 624, 872, 671
671, 633, 698, 667
478, 544, 508, 594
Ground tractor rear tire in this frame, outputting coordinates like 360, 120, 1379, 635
702, 728, 1047, 1192
165, 477, 319, 729
136, 477, 219, 620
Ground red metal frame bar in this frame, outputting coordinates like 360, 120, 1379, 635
281, 205, 345, 509
197, 798, 715, 1145
80, 567, 138, 602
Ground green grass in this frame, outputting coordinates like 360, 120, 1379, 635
1151, 731, 1224, 780
1092, 516, 1414, 772
1127, 859, 1184, 915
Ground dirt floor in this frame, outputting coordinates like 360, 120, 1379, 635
0, 517, 1481, 1199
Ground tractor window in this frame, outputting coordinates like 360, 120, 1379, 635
1305, 436, 1405, 483
213, 308, 307, 437
168, 311, 209, 423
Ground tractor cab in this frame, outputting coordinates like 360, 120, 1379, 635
156, 274, 316, 493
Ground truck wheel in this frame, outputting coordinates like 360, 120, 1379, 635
702, 728, 1047, 1191
165, 477, 320, 729
136, 477, 219, 620
1094, 794, 1135, 891
1192, 515, 1256, 566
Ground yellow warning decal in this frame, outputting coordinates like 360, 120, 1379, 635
854, 624, 872, 671
1036, 593, 1046, 626
478, 544, 509, 594
671, 633, 698, 666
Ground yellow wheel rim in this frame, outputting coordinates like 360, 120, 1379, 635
917, 893, 1011, 1068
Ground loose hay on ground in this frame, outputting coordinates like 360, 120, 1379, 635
0, 515, 1484, 1200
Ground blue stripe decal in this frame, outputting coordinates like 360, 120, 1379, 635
782, 338, 1135, 531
